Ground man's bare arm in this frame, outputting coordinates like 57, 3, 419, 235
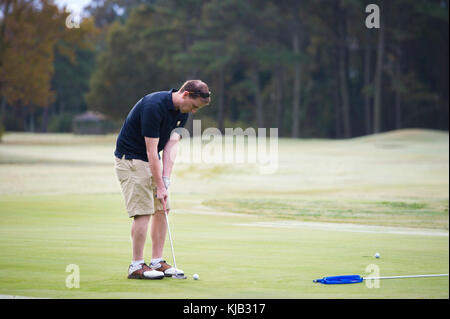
162, 132, 181, 178
144, 137, 166, 192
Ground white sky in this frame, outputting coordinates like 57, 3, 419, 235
54, 0, 93, 13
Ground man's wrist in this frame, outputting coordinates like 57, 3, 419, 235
162, 176, 171, 189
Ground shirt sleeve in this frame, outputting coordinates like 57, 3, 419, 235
141, 103, 163, 138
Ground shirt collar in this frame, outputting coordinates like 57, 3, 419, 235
167, 88, 178, 112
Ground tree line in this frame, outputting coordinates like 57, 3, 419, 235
0, 0, 448, 138
0, 0, 97, 134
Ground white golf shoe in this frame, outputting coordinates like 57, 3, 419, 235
151, 260, 184, 277
128, 263, 164, 280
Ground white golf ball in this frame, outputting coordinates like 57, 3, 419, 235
193, 274, 199, 280
375, 253, 380, 258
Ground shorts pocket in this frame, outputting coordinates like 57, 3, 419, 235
114, 158, 131, 183
131, 159, 152, 178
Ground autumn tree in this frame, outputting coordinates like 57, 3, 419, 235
0, 0, 97, 131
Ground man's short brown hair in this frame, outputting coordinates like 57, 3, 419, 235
179, 80, 211, 104
179, 80, 208, 93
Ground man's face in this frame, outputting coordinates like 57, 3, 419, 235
179, 92, 209, 114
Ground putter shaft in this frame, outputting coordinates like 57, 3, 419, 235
164, 208, 179, 275
163, 200, 186, 279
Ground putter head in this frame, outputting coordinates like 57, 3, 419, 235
172, 274, 187, 279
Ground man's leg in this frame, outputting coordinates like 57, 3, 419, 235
150, 210, 167, 259
131, 214, 151, 261
128, 213, 164, 279
150, 210, 184, 276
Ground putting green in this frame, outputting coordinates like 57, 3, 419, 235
0, 130, 448, 298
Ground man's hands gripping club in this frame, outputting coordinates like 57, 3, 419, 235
145, 137, 168, 208
145, 135, 179, 210
157, 177, 170, 209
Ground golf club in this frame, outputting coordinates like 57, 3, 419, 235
314, 273, 449, 284
163, 200, 187, 279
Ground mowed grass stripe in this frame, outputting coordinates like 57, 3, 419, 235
0, 194, 448, 298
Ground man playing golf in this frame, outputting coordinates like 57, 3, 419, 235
114, 80, 211, 279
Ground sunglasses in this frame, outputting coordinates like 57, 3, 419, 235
187, 91, 211, 98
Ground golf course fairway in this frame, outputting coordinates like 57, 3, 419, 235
0, 129, 448, 298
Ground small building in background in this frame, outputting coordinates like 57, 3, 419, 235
73, 111, 117, 135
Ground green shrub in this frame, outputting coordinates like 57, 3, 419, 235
48, 114, 74, 133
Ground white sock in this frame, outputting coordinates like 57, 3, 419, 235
151, 258, 163, 266
131, 260, 144, 268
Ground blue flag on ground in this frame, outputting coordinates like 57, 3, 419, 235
313, 275, 364, 284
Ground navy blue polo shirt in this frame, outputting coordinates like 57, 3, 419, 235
114, 89, 188, 162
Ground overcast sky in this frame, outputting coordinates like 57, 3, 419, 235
54, 0, 93, 13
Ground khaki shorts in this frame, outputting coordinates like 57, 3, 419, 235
114, 155, 170, 218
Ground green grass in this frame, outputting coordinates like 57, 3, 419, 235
0, 129, 448, 298
0, 194, 448, 299
202, 198, 448, 229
